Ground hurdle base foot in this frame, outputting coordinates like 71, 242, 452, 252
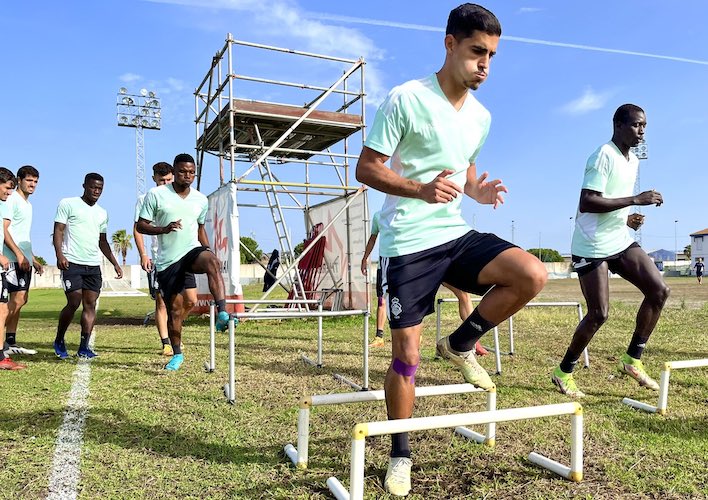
284, 444, 307, 469
301, 354, 322, 368
621, 397, 658, 413
528, 452, 575, 481
454, 426, 487, 445
333, 373, 363, 391
326, 476, 350, 500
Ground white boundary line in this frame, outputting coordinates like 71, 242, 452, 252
46, 334, 96, 499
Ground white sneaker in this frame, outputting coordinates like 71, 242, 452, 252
5, 345, 37, 356
384, 457, 412, 497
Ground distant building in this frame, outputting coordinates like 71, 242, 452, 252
689, 228, 708, 274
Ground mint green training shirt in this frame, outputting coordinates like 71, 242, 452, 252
4, 190, 33, 262
54, 197, 108, 266
139, 184, 208, 272
571, 141, 638, 258
365, 74, 491, 258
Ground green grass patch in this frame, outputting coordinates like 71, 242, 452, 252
0, 278, 706, 498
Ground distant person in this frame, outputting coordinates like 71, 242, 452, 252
355, 5, 546, 496
263, 249, 280, 292
361, 211, 387, 347
137, 153, 230, 371
552, 104, 670, 398
134, 162, 196, 356
0, 168, 25, 370
3, 165, 44, 357
694, 258, 704, 285
53, 173, 123, 359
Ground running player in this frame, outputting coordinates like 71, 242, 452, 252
137, 153, 230, 371
552, 104, 670, 398
3, 165, 44, 357
53, 173, 123, 359
355, 4, 547, 495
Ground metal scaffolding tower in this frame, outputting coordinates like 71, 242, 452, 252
194, 35, 368, 310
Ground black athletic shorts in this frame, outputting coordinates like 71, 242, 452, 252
375, 268, 384, 298
157, 246, 209, 303
0, 272, 8, 303
6, 263, 32, 293
380, 230, 516, 329
61, 263, 102, 294
572, 242, 640, 277
148, 268, 196, 300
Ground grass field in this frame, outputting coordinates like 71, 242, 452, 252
0, 278, 706, 499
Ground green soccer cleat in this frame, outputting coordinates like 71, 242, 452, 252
618, 354, 659, 391
551, 366, 585, 398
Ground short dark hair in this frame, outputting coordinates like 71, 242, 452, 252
613, 104, 645, 125
17, 165, 39, 180
173, 153, 195, 165
84, 172, 104, 184
152, 162, 173, 177
0, 167, 17, 187
446, 3, 501, 39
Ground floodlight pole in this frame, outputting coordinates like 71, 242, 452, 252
116, 88, 162, 200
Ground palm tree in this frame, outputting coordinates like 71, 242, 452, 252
112, 229, 133, 266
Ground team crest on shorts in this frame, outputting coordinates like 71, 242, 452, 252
390, 297, 403, 319
19, 278, 25, 287
65, 280, 72, 290
1, 289, 7, 299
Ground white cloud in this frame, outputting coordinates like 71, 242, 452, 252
517, 7, 543, 14
560, 87, 613, 115
119, 72, 142, 83
145, 0, 387, 104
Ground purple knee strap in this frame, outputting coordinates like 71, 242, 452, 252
392, 358, 419, 383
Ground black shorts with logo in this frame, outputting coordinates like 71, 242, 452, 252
157, 246, 209, 304
148, 268, 197, 300
0, 272, 9, 303
380, 230, 516, 329
6, 263, 32, 293
572, 242, 640, 277
61, 263, 102, 294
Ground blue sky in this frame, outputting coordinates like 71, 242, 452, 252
2, 0, 707, 264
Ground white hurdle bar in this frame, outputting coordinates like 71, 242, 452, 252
205, 298, 321, 373
435, 299, 590, 374
622, 358, 708, 415
214, 304, 370, 403
285, 384, 495, 469
326, 401, 583, 500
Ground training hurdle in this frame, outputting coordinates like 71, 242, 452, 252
208, 300, 370, 403
326, 402, 583, 500
622, 358, 708, 415
436, 298, 590, 374
284, 383, 495, 469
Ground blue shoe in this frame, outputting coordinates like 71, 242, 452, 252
77, 348, 99, 359
165, 353, 184, 371
215, 311, 231, 332
54, 341, 69, 360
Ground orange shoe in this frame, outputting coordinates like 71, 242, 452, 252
0, 357, 26, 370
475, 341, 489, 357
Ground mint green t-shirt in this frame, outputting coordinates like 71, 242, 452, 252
365, 74, 491, 258
54, 197, 108, 266
571, 142, 638, 258
139, 184, 208, 272
135, 194, 159, 260
370, 211, 380, 236
0, 201, 9, 255
3, 190, 33, 262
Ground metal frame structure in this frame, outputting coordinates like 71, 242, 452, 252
194, 35, 367, 308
